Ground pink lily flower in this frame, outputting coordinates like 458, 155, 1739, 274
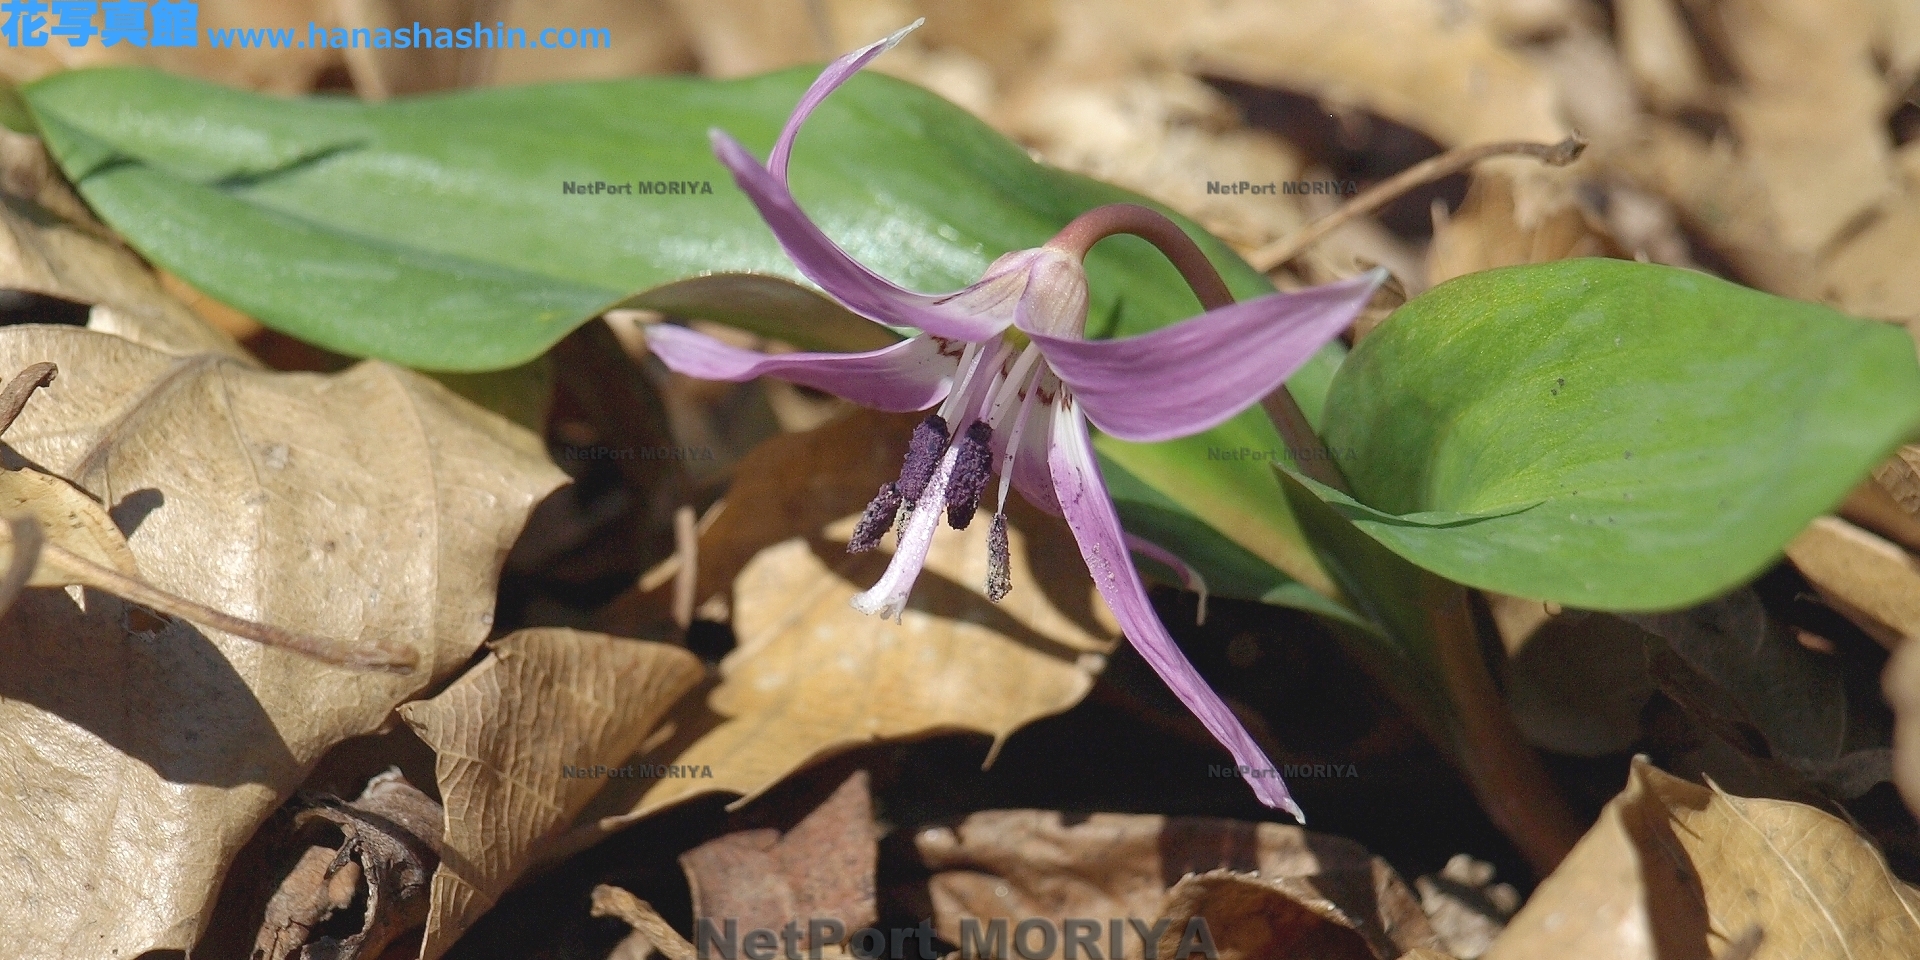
645, 22, 1384, 821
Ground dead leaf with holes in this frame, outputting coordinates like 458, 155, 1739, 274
582, 409, 1116, 840
397, 628, 704, 960
915, 810, 1440, 960
397, 629, 706, 960
0, 323, 565, 957
1484, 758, 1920, 960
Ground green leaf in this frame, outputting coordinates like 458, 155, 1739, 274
23, 65, 1350, 615
1307, 258, 1920, 611
23, 66, 1281, 367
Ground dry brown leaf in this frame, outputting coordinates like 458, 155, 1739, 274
917, 811, 1440, 960
254, 770, 442, 960
1413, 854, 1520, 960
1887, 638, 1920, 818
1501, 609, 1656, 756
1484, 757, 1920, 960
0, 128, 255, 362
582, 409, 1114, 842
0, 324, 564, 956
1154, 869, 1410, 960
397, 627, 704, 960
1184, 0, 1569, 148
1615, 0, 1715, 111
1787, 516, 1920, 649
679, 770, 878, 948
1427, 169, 1619, 287
1717, 0, 1893, 255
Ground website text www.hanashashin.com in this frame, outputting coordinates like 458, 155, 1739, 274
210, 21, 612, 50
0, 2, 610, 51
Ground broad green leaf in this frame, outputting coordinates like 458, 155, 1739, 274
21, 66, 1349, 615
1307, 258, 1920, 611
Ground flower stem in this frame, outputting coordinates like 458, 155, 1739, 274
1248, 136, 1587, 272
1049, 203, 1236, 311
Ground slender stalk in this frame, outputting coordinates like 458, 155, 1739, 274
48, 541, 418, 673
1248, 137, 1587, 272
0, 361, 56, 436
1049, 203, 1237, 310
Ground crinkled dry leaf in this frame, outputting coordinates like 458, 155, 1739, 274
1787, 516, 1920, 649
916, 811, 1439, 960
0, 127, 253, 361
1157, 869, 1395, 960
398, 628, 704, 960
680, 770, 878, 947
254, 770, 442, 960
1485, 758, 1920, 960
0, 325, 564, 956
1184, 0, 1568, 148
1717, 0, 1893, 255
587, 409, 1114, 836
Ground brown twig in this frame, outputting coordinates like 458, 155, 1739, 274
1248, 137, 1588, 272
671, 504, 698, 631
47, 541, 418, 673
0, 361, 56, 436
0, 514, 41, 617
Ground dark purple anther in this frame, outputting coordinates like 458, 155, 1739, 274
986, 513, 1012, 601
898, 414, 950, 502
848, 482, 901, 553
945, 421, 994, 529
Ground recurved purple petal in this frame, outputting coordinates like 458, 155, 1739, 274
644, 323, 956, 412
1023, 269, 1386, 443
710, 132, 1018, 343
1047, 402, 1303, 819
768, 20, 923, 181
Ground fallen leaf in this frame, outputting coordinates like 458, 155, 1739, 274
0, 324, 564, 956
1501, 609, 1656, 756
398, 628, 705, 960
0, 126, 254, 362
916, 811, 1440, 960
1615, 0, 1714, 111
1716, 0, 1893, 254
1625, 590, 1846, 765
679, 770, 878, 950
1787, 516, 1920, 649
1484, 758, 1920, 959
1887, 637, 1920, 818
1413, 854, 1520, 960
253, 770, 442, 960
585, 409, 1116, 845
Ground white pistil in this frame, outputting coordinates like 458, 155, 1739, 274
851, 444, 962, 622
993, 366, 1047, 513
934, 341, 987, 424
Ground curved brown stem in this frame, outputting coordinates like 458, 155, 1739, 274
1249, 137, 1588, 272
1049, 203, 1236, 311
0, 361, 56, 436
